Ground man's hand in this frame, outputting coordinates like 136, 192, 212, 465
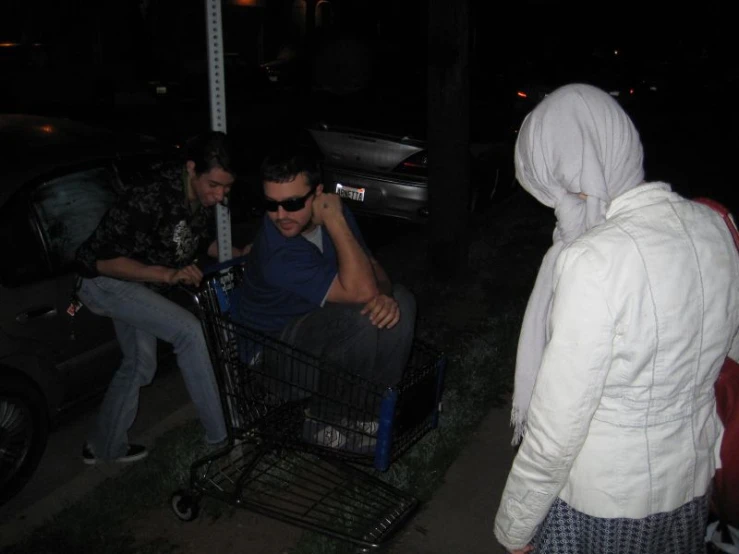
169, 264, 203, 287
311, 191, 343, 226
361, 294, 400, 329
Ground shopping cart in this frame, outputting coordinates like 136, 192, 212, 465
170, 258, 446, 549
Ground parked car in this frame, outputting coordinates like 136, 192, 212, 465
0, 114, 178, 505
306, 120, 518, 225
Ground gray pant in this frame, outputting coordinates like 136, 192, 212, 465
78, 276, 227, 459
273, 284, 417, 419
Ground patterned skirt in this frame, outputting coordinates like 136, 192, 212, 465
532, 495, 709, 554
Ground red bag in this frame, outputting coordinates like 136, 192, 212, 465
695, 197, 739, 529
714, 357, 739, 528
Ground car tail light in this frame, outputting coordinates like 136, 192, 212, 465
395, 151, 428, 176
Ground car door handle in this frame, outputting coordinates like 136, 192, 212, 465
16, 306, 57, 324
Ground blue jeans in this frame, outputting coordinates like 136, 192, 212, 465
78, 276, 227, 460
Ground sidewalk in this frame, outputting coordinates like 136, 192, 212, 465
0, 391, 518, 553
388, 399, 516, 554
0, 367, 195, 549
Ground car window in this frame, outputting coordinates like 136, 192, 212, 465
0, 189, 49, 287
31, 166, 119, 272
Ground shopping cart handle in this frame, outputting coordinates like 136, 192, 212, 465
202, 254, 249, 277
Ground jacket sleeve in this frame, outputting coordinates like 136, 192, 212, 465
494, 244, 615, 550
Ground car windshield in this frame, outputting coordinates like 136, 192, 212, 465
32, 166, 118, 271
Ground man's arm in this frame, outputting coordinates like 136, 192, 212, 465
311, 192, 400, 328
314, 193, 378, 304
361, 256, 400, 329
371, 257, 393, 297
96, 257, 203, 287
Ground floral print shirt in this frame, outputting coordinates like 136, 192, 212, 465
75, 159, 213, 291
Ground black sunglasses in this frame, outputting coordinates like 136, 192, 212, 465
263, 189, 315, 212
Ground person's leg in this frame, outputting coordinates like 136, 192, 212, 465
279, 289, 416, 423
280, 285, 417, 386
374, 284, 417, 385
79, 277, 227, 457
279, 303, 377, 382
276, 304, 374, 446
87, 319, 157, 459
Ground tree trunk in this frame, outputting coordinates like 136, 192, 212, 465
427, 0, 471, 280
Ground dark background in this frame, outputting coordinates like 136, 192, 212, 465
2, 0, 738, 212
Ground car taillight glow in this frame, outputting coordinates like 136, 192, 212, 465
396, 151, 428, 174
403, 160, 426, 169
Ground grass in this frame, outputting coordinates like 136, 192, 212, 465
5, 192, 553, 554
5, 421, 206, 554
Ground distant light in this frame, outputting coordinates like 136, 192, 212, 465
614, 49, 619, 56
39, 125, 54, 134
231, 0, 265, 6
156, 86, 167, 95
629, 88, 635, 95
516, 91, 528, 98
0, 42, 20, 48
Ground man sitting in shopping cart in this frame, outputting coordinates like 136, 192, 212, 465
234, 145, 417, 450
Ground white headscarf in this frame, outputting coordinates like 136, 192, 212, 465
510, 83, 645, 444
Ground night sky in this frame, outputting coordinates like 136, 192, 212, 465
2, 0, 737, 141
1, 0, 734, 68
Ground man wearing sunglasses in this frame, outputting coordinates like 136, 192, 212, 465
236, 147, 416, 447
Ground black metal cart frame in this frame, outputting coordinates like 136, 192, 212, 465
171, 259, 446, 549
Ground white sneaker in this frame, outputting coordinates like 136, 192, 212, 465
82, 443, 148, 465
311, 423, 347, 449
340, 419, 379, 452
343, 418, 379, 436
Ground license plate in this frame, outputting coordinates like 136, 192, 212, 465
335, 183, 365, 202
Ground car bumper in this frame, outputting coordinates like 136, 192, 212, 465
321, 165, 429, 224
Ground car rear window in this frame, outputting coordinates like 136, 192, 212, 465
31, 166, 119, 272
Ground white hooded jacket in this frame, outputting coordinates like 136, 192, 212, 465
495, 84, 739, 551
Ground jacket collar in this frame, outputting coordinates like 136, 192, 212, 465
606, 182, 673, 220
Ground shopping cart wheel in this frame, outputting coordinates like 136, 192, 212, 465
170, 490, 200, 521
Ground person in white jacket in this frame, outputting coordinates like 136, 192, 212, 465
494, 83, 739, 554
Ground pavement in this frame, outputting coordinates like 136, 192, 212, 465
388, 400, 515, 554
0, 366, 196, 548
0, 363, 517, 553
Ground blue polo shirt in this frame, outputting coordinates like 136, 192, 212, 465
236, 205, 369, 333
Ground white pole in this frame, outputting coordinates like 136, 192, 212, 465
205, 0, 232, 262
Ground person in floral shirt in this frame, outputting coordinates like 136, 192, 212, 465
75, 131, 246, 464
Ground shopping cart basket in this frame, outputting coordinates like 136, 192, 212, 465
170, 258, 446, 549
